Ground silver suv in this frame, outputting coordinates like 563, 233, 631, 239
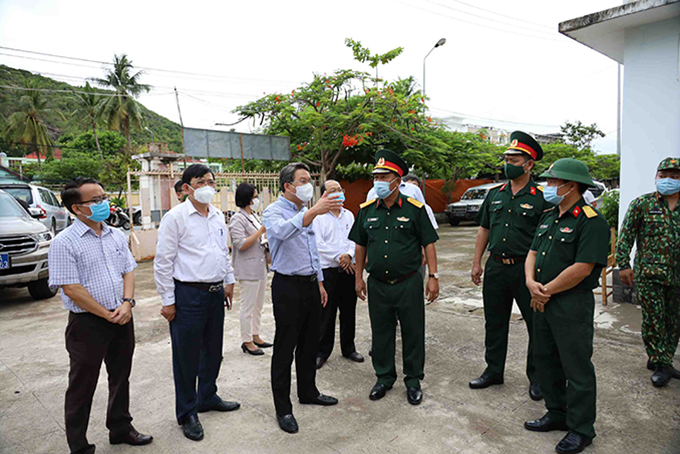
0, 183, 70, 235
0, 189, 57, 300
445, 182, 505, 226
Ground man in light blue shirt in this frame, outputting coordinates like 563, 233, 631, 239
263, 162, 342, 434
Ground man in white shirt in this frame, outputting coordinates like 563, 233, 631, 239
314, 180, 364, 369
154, 164, 239, 442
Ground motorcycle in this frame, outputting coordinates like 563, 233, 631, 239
105, 203, 131, 230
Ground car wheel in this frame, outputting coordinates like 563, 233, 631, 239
122, 220, 131, 230
448, 217, 460, 227
28, 277, 58, 300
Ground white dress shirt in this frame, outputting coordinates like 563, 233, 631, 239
313, 208, 356, 269
154, 201, 235, 306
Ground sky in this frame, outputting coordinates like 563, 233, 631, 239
0, 0, 622, 154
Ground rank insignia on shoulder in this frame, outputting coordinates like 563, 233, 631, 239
560, 227, 574, 234
536, 185, 544, 192
407, 197, 424, 208
360, 199, 377, 209
520, 203, 534, 210
582, 205, 598, 218
530, 187, 536, 195
397, 216, 410, 222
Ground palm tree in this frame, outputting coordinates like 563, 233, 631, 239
93, 54, 150, 153
2, 79, 59, 170
71, 82, 105, 159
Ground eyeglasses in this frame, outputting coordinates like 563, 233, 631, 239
193, 179, 216, 188
78, 195, 109, 205
326, 188, 345, 194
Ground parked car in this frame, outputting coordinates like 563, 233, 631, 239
0, 183, 70, 235
0, 189, 58, 300
445, 182, 505, 226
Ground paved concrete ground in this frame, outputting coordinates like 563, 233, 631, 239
1, 224, 679, 454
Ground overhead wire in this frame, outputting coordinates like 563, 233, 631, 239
445, 0, 556, 30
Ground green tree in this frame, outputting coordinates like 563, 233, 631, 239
93, 54, 150, 153
2, 79, 62, 170
560, 120, 605, 151
344, 38, 404, 83
71, 81, 104, 158
65, 130, 126, 157
40, 151, 103, 182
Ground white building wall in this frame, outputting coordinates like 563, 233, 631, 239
619, 16, 680, 227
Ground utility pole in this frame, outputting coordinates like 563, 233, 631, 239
174, 87, 187, 168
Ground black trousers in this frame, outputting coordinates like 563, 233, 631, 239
271, 272, 321, 416
64, 311, 134, 454
318, 267, 357, 360
170, 281, 225, 424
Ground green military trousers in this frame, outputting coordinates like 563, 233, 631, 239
636, 280, 680, 367
533, 290, 597, 440
367, 272, 425, 389
482, 258, 537, 383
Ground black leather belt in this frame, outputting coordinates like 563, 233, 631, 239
274, 272, 318, 282
175, 279, 224, 293
373, 270, 418, 285
491, 255, 526, 265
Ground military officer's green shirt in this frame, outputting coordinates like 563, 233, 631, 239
475, 179, 551, 257
531, 198, 610, 293
615, 192, 680, 286
349, 193, 439, 278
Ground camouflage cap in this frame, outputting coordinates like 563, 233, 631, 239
657, 157, 680, 171
539, 158, 596, 187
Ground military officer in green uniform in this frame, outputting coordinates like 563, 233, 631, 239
470, 131, 549, 401
616, 157, 680, 387
349, 149, 439, 406
523, 158, 609, 454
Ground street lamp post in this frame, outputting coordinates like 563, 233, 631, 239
423, 38, 446, 98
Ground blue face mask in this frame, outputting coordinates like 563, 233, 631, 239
374, 180, 396, 199
656, 178, 680, 196
86, 200, 111, 223
543, 183, 571, 205
329, 193, 345, 203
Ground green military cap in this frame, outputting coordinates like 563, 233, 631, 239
657, 157, 680, 171
540, 158, 596, 187
372, 149, 408, 177
504, 131, 544, 161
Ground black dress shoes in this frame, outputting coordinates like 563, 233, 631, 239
300, 394, 338, 406
524, 413, 569, 432
346, 351, 365, 363
407, 387, 423, 405
469, 374, 504, 389
277, 414, 299, 434
369, 383, 392, 401
254, 340, 273, 348
652, 366, 673, 387
109, 427, 153, 446
198, 396, 241, 413
182, 415, 204, 441
556, 431, 592, 454
648, 360, 680, 379
241, 343, 264, 356
529, 383, 543, 401
316, 356, 327, 369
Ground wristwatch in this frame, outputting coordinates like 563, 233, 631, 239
123, 298, 136, 308
428, 273, 440, 280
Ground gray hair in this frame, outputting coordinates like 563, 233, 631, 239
279, 162, 310, 191
403, 174, 422, 187
321, 179, 340, 194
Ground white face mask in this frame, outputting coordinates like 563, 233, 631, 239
250, 198, 260, 210
192, 185, 215, 204
293, 183, 314, 203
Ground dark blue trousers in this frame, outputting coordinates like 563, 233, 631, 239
170, 282, 225, 424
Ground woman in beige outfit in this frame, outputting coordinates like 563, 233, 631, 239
230, 183, 271, 355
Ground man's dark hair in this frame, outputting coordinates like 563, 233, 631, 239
279, 162, 310, 191
182, 164, 214, 185
577, 183, 590, 195
61, 177, 105, 214
174, 180, 184, 196
403, 174, 422, 187
235, 183, 257, 208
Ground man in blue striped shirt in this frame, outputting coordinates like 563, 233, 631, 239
263, 162, 342, 434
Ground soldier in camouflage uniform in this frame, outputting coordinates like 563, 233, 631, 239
616, 157, 680, 387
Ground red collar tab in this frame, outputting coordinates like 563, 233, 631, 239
398, 197, 403, 207
500, 184, 507, 191
530, 186, 536, 196
572, 206, 581, 218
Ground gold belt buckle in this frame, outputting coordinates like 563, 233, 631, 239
502, 258, 513, 265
